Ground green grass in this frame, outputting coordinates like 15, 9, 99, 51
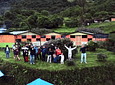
52, 26, 77, 33
53, 21, 115, 33
0, 43, 13, 48
0, 48, 115, 71
86, 21, 115, 33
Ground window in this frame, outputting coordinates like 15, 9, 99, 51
41, 35, 46, 38
82, 35, 87, 38
70, 35, 75, 38
46, 38, 50, 41
88, 38, 92, 41
27, 39, 31, 42
15, 39, 21, 42
51, 36, 55, 40
32, 35, 36, 38
22, 35, 26, 38
36, 38, 40, 41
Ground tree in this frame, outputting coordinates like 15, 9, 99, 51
4, 11, 16, 20
26, 15, 38, 28
65, 17, 79, 28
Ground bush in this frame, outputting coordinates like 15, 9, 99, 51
65, 17, 80, 28
66, 59, 76, 66
75, 27, 104, 34
1, 58, 115, 85
43, 38, 78, 60
87, 41, 98, 51
97, 53, 108, 61
97, 41, 105, 48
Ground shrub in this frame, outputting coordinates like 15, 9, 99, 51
108, 33, 115, 42
43, 38, 78, 60
66, 59, 76, 66
65, 17, 80, 28
97, 41, 105, 48
97, 53, 108, 61
1, 58, 115, 85
87, 41, 98, 51
75, 27, 104, 34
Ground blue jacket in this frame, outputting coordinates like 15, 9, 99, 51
42, 48, 47, 55
34, 46, 38, 54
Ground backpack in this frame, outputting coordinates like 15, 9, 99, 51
37, 49, 41, 54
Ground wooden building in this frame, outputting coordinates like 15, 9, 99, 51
0, 30, 109, 46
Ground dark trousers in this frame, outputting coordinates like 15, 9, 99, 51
42, 55, 46, 61
23, 55, 26, 62
38, 54, 41, 60
51, 54, 53, 61
35, 53, 39, 60
57, 55, 61, 63
18, 49, 20, 56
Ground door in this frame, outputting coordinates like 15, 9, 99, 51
75, 36, 81, 46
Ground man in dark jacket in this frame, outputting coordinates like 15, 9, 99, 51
47, 48, 53, 63
41, 46, 47, 61
30, 46, 35, 64
5, 45, 10, 58
80, 44, 88, 64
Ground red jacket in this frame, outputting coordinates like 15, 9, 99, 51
56, 49, 61, 55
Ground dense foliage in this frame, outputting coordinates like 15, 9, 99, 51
1, 58, 115, 85
43, 38, 78, 60
75, 27, 104, 33
97, 53, 108, 61
87, 41, 98, 51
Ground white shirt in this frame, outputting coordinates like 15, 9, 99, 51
6, 47, 9, 51
65, 45, 76, 55
13, 46, 16, 50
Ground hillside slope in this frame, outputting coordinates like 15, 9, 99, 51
53, 21, 115, 33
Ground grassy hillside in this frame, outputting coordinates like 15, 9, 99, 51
0, 48, 115, 71
87, 21, 115, 33
53, 21, 115, 33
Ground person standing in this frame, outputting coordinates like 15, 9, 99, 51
56, 47, 62, 62
17, 42, 21, 56
64, 45, 77, 60
30, 46, 35, 64
41, 46, 47, 61
47, 48, 53, 63
15, 48, 21, 61
60, 53, 64, 64
25, 49, 28, 62
12, 45, 16, 58
50, 44, 55, 61
5, 45, 10, 58
80, 44, 88, 64
22, 45, 28, 62
34, 45, 39, 60
38, 47, 41, 60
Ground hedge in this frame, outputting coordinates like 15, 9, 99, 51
0, 59, 115, 85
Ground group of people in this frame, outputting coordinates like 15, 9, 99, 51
5, 42, 88, 65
